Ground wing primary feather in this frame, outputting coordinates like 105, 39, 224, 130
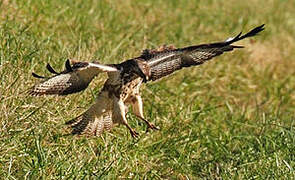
46, 63, 60, 75
65, 59, 73, 72
32, 72, 45, 79
226, 24, 265, 45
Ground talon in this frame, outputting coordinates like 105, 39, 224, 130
130, 129, 139, 138
150, 124, 159, 130
146, 123, 160, 132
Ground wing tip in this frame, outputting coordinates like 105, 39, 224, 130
227, 24, 265, 44
32, 72, 45, 79
46, 63, 60, 75
65, 59, 73, 72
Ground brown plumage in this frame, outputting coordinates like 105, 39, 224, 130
30, 24, 265, 137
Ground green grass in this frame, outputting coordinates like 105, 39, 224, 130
1, 0, 295, 179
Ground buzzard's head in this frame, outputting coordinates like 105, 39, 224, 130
120, 59, 151, 82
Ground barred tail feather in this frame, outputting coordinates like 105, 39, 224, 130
66, 111, 114, 136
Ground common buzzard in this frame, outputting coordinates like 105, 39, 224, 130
30, 24, 265, 137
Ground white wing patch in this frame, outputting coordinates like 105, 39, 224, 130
225, 37, 234, 42
88, 62, 118, 72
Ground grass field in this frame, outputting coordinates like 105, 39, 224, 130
1, 0, 295, 179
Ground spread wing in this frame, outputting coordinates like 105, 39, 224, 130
139, 24, 265, 81
29, 59, 118, 96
